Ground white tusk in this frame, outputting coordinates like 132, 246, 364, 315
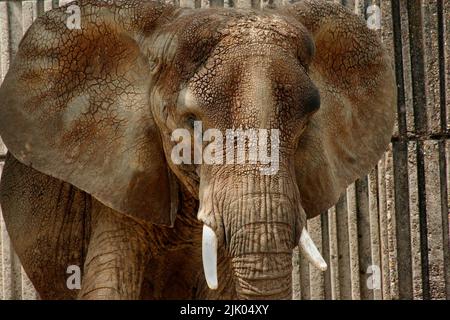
202, 225, 218, 290
299, 228, 327, 271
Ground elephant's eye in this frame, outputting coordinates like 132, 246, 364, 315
303, 87, 321, 115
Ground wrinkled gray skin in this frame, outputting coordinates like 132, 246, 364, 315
0, 0, 395, 299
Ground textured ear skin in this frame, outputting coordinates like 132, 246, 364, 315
0, 1, 180, 226
284, 0, 396, 218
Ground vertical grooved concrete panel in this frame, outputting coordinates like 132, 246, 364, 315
400, 0, 415, 136
307, 216, 325, 300
0, 0, 448, 301
445, 1, 450, 133
393, 140, 414, 299
346, 183, 361, 299
377, 154, 391, 299
180, 0, 196, 8
335, 195, 352, 299
291, 247, 301, 300
299, 245, 310, 300
407, 141, 424, 299
423, 1, 443, 134
321, 213, 332, 299
0, 161, 3, 300
355, 177, 373, 300
368, 168, 382, 300
385, 145, 400, 299
327, 206, 340, 299
423, 141, 447, 299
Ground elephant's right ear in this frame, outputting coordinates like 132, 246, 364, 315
284, 0, 396, 218
0, 2, 181, 226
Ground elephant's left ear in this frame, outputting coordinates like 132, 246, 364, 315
0, 2, 180, 226
284, 0, 396, 218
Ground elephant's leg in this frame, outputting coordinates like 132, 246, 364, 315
0, 153, 91, 299
79, 204, 151, 300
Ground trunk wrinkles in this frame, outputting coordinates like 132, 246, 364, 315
218, 173, 301, 299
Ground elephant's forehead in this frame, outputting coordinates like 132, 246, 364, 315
221, 14, 308, 43
210, 12, 314, 60
185, 47, 315, 138
172, 9, 314, 60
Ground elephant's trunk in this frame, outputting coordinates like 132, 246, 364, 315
199, 171, 326, 299
232, 252, 293, 299
227, 192, 296, 300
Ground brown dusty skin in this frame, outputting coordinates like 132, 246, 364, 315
0, 0, 395, 299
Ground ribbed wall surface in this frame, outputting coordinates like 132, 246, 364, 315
0, 0, 448, 300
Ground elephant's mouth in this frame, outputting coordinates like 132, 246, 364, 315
201, 224, 327, 297
197, 172, 327, 299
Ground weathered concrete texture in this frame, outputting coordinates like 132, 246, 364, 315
355, 177, 373, 300
201, 0, 211, 9
423, 141, 447, 299
0, 2, 10, 82
407, 142, 424, 299
423, 0, 444, 135
368, 168, 382, 300
445, 1, 450, 134
7, 2, 23, 60
0, 2, 25, 301
233, 0, 252, 8
380, 0, 398, 138
327, 206, 340, 299
0, 162, 3, 299
446, 140, 450, 298
377, 153, 392, 299
298, 246, 311, 300
346, 183, 361, 299
308, 216, 325, 300
291, 247, 301, 300
399, 0, 416, 136
408, 0, 429, 136
353, 0, 365, 16
320, 213, 332, 300
0, 0, 40, 301
180, 0, 196, 8
335, 194, 352, 299
0, 0, 448, 301
384, 145, 400, 299
22, 1, 37, 34
393, 138, 414, 300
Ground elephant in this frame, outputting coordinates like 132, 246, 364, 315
0, 0, 395, 300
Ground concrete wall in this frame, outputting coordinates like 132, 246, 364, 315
0, 0, 448, 300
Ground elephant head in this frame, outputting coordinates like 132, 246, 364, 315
0, 0, 395, 299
